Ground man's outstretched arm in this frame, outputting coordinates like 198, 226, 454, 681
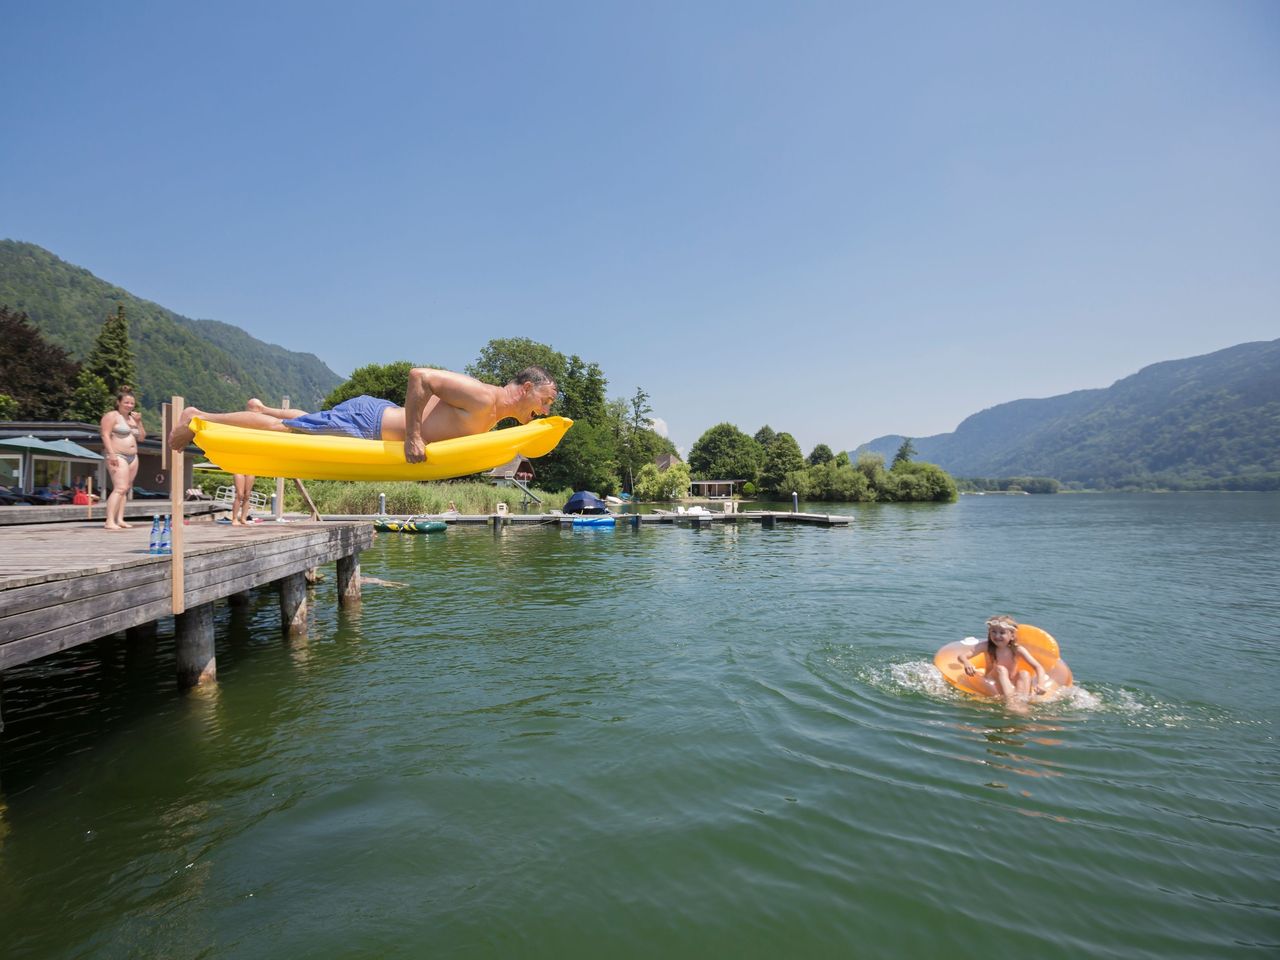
402, 368, 497, 462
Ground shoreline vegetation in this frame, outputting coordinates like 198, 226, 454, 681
5, 272, 1274, 499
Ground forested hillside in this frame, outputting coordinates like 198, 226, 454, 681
0, 240, 340, 417
857, 339, 1280, 489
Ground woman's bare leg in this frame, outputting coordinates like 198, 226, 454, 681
119, 458, 139, 527
104, 459, 129, 529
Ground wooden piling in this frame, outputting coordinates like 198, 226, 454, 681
165, 396, 186, 615
279, 572, 308, 635
336, 554, 361, 606
175, 602, 216, 687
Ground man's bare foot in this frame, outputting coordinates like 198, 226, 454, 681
120, 521, 133, 528
169, 406, 201, 450
104, 523, 123, 530
246, 398, 265, 413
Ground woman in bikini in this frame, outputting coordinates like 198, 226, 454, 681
100, 387, 145, 530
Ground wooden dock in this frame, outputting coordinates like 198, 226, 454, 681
332, 510, 852, 528
0, 500, 224, 526
0, 519, 373, 706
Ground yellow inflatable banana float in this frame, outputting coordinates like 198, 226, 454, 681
189, 415, 573, 481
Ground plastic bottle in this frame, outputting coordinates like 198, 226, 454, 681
159, 515, 172, 555
148, 515, 161, 555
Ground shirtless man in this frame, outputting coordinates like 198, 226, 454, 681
168, 366, 559, 463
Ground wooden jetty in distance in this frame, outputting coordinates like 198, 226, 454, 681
347, 509, 852, 529
0, 518, 373, 726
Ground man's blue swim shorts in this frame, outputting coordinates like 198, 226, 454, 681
282, 396, 396, 441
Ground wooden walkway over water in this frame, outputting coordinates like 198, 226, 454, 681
0, 519, 373, 705
0, 504, 845, 727
333, 510, 852, 528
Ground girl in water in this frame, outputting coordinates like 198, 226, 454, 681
99, 387, 145, 530
957, 615, 1049, 702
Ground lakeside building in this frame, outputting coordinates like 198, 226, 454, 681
0, 419, 193, 498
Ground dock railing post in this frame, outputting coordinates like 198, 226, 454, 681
274, 395, 288, 520
165, 397, 186, 615
792, 491, 798, 513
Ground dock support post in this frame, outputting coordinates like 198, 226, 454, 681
229, 589, 252, 608
630, 514, 640, 530
337, 553, 361, 606
176, 603, 216, 688
762, 513, 776, 529
279, 573, 308, 635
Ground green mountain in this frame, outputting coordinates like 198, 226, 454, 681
0, 240, 341, 418
856, 339, 1280, 489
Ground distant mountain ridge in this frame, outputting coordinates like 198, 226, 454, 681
856, 339, 1280, 489
0, 240, 341, 417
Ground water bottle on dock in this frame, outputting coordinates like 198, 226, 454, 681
149, 515, 161, 555
159, 515, 172, 555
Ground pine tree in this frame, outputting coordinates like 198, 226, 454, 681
66, 368, 114, 423
892, 438, 917, 469
85, 304, 138, 396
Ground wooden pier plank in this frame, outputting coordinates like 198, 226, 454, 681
0, 520, 373, 672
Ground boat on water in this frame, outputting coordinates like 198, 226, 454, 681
564, 490, 611, 515
571, 515, 616, 528
372, 517, 448, 533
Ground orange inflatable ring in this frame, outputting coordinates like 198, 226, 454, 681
934, 624, 1073, 698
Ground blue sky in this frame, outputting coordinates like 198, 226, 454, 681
2, 1, 1276, 455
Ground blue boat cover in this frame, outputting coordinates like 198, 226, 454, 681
564, 490, 610, 514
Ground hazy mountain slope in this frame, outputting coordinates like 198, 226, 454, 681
856, 339, 1280, 487
0, 240, 340, 415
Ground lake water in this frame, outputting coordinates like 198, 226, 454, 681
1, 494, 1277, 958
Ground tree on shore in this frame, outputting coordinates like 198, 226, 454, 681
892, 438, 917, 468
66, 369, 112, 422
85, 304, 137, 397
323, 360, 420, 407
760, 432, 805, 495
808, 443, 834, 466
0, 306, 80, 418
689, 423, 764, 482
634, 460, 690, 501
